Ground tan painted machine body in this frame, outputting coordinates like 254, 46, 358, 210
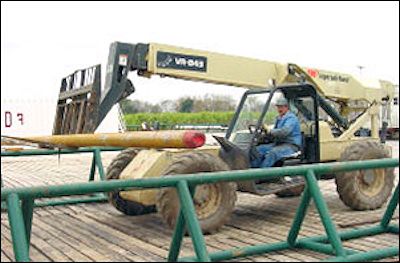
107, 42, 396, 205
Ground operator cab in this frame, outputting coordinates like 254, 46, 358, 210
223, 83, 320, 167
214, 83, 320, 195
216, 84, 319, 173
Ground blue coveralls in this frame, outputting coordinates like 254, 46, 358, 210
251, 111, 302, 168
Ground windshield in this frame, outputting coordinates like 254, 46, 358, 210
261, 90, 284, 128
228, 91, 270, 147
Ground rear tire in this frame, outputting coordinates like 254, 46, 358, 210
106, 148, 156, 215
335, 141, 394, 210
156, 152, 237, 234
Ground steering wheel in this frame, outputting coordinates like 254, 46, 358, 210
248, 124, 270, 141
261, 124, 269, 135
248, 124, 269, 134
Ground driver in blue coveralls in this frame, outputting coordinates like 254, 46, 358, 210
251, 97, 302, 168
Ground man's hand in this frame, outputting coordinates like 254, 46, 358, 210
260, 124, 274, 143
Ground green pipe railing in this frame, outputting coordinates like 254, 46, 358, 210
1, 147, 124, 208
1, 158, 397, 199
0, 147, 123, 157
1, 158, 398, 262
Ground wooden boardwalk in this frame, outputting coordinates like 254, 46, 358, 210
1, 142, 399, 262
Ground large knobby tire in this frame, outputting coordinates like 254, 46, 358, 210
106, 148, 156, 215
335, 141, 394, 210
156, 152, 237, 234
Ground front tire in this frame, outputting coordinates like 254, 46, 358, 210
156, 152, 237, 234
106, 148, 156, 215
335, 141, 394, 210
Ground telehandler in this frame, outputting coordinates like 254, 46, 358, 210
53, 42, 396, 234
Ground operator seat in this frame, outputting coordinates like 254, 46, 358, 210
275, 132, 306, 167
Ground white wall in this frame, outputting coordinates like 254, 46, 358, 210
1, 98, 121, 137
1, 98, 57, 136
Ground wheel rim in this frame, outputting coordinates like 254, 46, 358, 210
193, 184, 222, 219
357, 168, 385, 197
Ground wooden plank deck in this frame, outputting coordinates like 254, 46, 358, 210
1, 141, 399, 262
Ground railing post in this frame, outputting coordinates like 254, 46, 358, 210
88, 150, 97, 181
168, 210, 186, 262
176, 181, 211, 262
6, 193, 30, 262
94, 148, 106, 181
305, 170, 346, 257
21, 198, 34, 246
1, 175, 6, 210
287, 183, 311, 246
380, 183, 399, 229
168, 185, 197, 262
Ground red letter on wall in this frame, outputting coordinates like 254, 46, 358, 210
5, 111, 12, 127
17, 113, 24, 125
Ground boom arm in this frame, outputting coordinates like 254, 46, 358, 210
55, 41, 396, 134
105, 42, 395, 102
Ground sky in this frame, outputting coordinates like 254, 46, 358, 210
1, 1, 399, 104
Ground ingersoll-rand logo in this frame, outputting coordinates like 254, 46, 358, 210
157, 51, 207, 72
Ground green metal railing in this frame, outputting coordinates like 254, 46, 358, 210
125, 123, 228, 132
1, 158, 399, 262
1, 147, 123, 208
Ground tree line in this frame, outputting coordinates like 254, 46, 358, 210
120, 94, 237, 114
